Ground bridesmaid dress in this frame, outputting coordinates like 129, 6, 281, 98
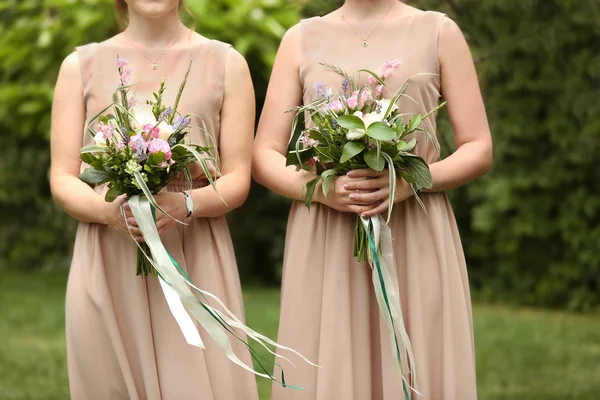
66, 39, 259, 400
272, 11, 478, 400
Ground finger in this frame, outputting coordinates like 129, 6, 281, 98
135, 236, 145, 242
360, 200, 389, 218
343, 177, 387, 191
349, 189, 389, 204
126, 217, 139, 228
348, 204, 378, 214
346, 168, 382, 178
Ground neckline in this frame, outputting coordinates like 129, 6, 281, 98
96, 37, 213, 53
317, 10, 425, 25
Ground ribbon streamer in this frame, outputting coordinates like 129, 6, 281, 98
126, 195, 318, 387
361, 215, 419, 399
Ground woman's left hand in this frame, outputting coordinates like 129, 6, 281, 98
344, 168, 413, 218
123, 192, 190, 241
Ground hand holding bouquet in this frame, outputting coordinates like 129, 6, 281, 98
287, 60, 445, 261
79, 57, 219, 277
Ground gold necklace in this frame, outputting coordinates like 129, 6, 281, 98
341, 6, 393, 47
124, 31, 182, 70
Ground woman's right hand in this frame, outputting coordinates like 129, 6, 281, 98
102, 196, 143, 241
313, 175, 377, 215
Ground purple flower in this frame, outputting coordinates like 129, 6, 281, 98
173, 115, 190, 131
342, 79, 350, 94
314, 82, 324, 97
128, 133, 148, 162
159, 107, 173, 122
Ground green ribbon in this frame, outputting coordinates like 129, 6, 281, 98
364, 217, 412, 400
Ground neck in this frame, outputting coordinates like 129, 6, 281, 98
342, 0, 399, 19
124, 9, 185, 48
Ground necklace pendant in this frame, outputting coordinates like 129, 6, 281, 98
151, 64, 158, 70
363, 41, 368, 47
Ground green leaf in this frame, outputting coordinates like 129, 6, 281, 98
80, 153, 96, 165
321, 169, 338, 197
364, 149, 386, 171
340, 141, 365, 163
397, 138, 417, 152
357, 69, 386, 86
147, 151, 165, 166
105, 187, 120, 202
366, 122, 395, 141
304, 177, 320, 209
337, 115, 365, 130
407, 115, 422, 133
79, 168, 111, 187
404, 156, 432, 188
382, 152, 396, 223
286, 148, 314, 167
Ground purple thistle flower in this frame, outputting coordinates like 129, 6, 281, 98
159, 107, 173, 122
342, 79, 350, 94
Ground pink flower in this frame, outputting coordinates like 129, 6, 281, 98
120, 65, 133, 86
97, 121, 116, 139
116, 141, 126, 151
147, 139, 172, 160
346, 90, 360, 109
380, 59, 399, 79
368, 76, 378, 86
116, 57, 129, 69
128, 97, 138, 108
328, 100, 345, 113
374, 85, 383, 98
359, 89, 371, 108
143, 123, 160, 138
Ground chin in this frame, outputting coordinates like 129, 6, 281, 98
126, 0, 179, 19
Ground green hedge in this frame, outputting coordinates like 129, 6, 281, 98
1, 0, 598, 310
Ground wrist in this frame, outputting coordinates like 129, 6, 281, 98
311, 180, 325, 204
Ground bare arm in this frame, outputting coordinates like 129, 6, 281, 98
50, 52, 114, 225
253, 25, 318, 201
187, 48, 255, 218
425, 17, 493, 192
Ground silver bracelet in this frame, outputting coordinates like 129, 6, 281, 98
182, 191, 194, 218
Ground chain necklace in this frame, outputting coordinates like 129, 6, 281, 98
124, 31, 182, 70
341, 5, 393, 47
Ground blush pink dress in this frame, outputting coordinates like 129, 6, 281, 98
66, 39, 258, 400
272, 11, 478, 400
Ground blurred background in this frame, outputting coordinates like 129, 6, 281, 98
0, 0, 599, 399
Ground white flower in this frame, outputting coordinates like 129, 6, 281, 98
353, 110, 383, 128
156, 121, 173, 141
378, 99, 398, 115
346, 128, 366, 141
94, 131, 108, 147
131, 104, 157, 128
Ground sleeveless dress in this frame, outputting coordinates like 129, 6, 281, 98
66, 40, 259, 400
272, 12, 478, 400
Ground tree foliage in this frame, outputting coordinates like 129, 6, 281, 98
1, 0, 599, 310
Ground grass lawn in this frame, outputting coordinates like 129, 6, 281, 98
1, 270, 599, 399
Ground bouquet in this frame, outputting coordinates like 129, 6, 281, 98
79, 57, 218, 277
78, 57, 316, 386
286, 60, 446, 397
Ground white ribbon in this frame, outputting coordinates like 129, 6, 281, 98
126, 195, 318, 380
361, 215, 419, 396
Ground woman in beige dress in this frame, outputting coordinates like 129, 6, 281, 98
254, 0, 492, 399
50, 0, 258, 398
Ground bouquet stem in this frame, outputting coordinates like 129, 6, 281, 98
136, 243, 157, 278
354, 216, 369, 263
